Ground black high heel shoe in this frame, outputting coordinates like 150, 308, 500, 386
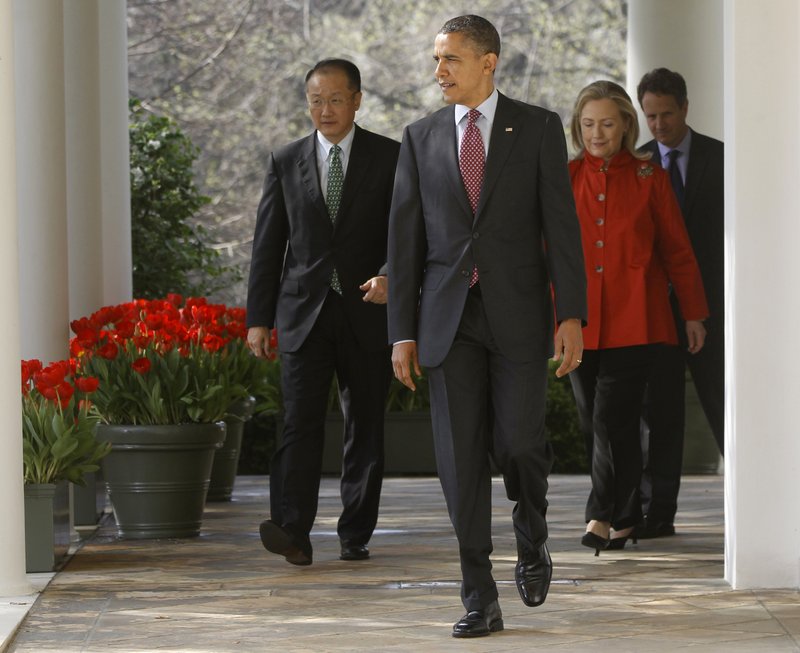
606, 528, 637, 551
581, 531, 609, 556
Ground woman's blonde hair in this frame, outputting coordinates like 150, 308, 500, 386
569, 80, 650, 160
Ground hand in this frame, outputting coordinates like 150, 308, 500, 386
553, 318, 583, 378
360, 276, 388, 304
247, 326, 272, 359
392, 341, 421, 390
685, 320, 706, 354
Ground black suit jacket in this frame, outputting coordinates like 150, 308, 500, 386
388, 92, 586, 367
642, 129, 724, 331
247, 125, 400, 352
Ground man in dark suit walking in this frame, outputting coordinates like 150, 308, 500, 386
637, 68, 725, 539
246, 59, 400, 565
388, 15, 586, 638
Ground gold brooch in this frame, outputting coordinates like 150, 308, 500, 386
637, 164, 654, 178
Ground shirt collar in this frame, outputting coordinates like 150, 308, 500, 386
454, 88, 499, 126
317, 124, 356, 159
657, 127, 692, 159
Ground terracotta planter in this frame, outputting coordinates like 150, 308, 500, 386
207, 396, 256, 502
97, 422, 226, 539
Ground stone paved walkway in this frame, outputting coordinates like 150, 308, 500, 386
5, 474, 800, 652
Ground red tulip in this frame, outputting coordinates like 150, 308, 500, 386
98, 342, 119, 360
131, 357, 151, 374
75, 376, 99, 393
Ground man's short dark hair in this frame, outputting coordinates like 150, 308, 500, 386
637, 67, 688, 107
305, 59, 361, 92
439, 14, 501, 57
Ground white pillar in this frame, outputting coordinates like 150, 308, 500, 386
98, 0, 132, 305
65, 0, 104, 321
65, 0, 132, 320
724, 0, 800, 589
0, 0, 34, 597
14, 0, 70, 363
627, 0, 724, 142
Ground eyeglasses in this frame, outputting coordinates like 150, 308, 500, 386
307, 94, 356, 110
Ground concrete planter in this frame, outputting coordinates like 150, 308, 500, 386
208, 396, 256, 502
72, 470, 108, 526
24, 481, 70, 572
98, 422, 226, 539
322, 411, 436, 475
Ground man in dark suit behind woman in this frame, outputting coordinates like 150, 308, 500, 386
246, 59, 400, 566
637, 68, 725, 539
388, 15, 586, 638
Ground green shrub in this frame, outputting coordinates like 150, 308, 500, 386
129, 98, 240, 298
546, 361, 588, 474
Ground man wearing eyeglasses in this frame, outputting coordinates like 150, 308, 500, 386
246, 59, 400, 566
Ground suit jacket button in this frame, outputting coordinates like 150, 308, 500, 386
595, 265, 604, 273
597, 193, 606, 201
461, 269, 469, 277
595, 240, 604, 248
472, 231, 480, 239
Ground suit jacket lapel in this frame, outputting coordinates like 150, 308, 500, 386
336, 125, 369, 229
297, 132, 333, 229
436, 106, 474, 221
684, 129, 707, 218
476, 93, 518, 222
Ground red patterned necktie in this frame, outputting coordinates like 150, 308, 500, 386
459, 109, 484, 287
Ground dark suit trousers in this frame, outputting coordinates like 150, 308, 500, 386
270, 290, 392, 553
570, 345, 657, 529
426, 287, 552, 612
641, 324, 724, 523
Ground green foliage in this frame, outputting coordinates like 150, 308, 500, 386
385, 373, 430, 412
546, 360, 588, 474
129, 98, 241, 299
22, 388, 109, 486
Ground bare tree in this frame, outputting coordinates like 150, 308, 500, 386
128, 0, 627, 305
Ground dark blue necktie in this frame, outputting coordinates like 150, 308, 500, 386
667, 149, 685, 211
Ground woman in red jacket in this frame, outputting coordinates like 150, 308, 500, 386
567, 81, 708, 554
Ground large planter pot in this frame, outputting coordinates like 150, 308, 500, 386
72, 469, 107, 527
322, 411, 436, 475
24, 481, 70, 572
97, 422, 226, 539
207, 396, 256, 502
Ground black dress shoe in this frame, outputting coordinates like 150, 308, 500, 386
258, 520, 312, 565
515, 542, 552, 607
635, 519, 676, 539
452, 599, 503, 638
340, 544, 369, 560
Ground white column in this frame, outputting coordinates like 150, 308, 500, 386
65, 0, 132, 320
14, 0, 70, 363
98, 0, 133, 305
65, 0, 104, 321
724, 0, 800, 589
0, 0, 34, 597
627, 0, 724, 141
